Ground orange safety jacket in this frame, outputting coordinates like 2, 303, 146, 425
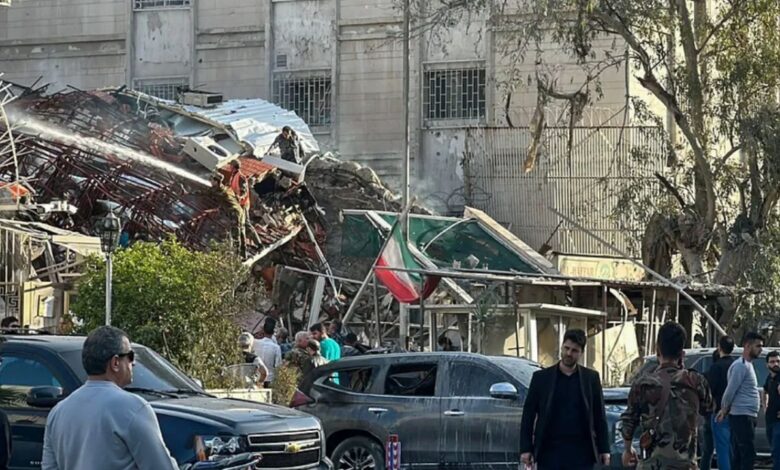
229, 171, 250, 209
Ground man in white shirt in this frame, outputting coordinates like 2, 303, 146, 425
253, 318, 282, 387
42, 326, 178, 470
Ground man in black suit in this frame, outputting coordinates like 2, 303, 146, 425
0, 408, 10, 469
520, 329, 611, 470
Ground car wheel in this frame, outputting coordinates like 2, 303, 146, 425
331, 436, 385, 470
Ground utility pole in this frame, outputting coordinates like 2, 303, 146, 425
401, 0, 411, 206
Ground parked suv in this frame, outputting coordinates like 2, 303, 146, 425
293, 352, 540, 469
0, 335, 332, 470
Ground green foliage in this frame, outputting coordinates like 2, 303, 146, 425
735, 221, 780, 330
72, 239, 255, 387
271, 364, 301, 406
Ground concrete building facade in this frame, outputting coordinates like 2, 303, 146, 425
0, 0, 660, 258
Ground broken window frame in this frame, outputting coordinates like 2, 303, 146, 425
132, 77, 190, 102
133, 0, 191, 10
324, 366, 376, 394
272, 70, 332, 129
383, 363, 438, 397
423, 62, 487, 124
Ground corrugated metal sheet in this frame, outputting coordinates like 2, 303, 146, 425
177, 99, 320, 156
122, 90, 320, 157
464, 126, 665, 257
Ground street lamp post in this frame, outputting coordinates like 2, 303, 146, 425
98, 211, 121, 326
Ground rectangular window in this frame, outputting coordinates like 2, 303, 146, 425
273, 72, 332, 128
423, 66, 486, 121
132, 78, 189, 102
133, 0, 191, 9
325, 367, 374, 393
384, 363, 437, 397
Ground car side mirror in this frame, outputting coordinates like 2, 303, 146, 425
193, 378, 204, 389
26, 386, 64, 408
489, 382, 519, 400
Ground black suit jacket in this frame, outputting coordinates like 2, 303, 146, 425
519, 363, 610, 460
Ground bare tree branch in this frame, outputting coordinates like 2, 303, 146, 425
696, 0, 742, 55
713, 145, 742, 175
655, 172, 687, 208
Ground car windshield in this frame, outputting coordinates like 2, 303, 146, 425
61, 346, 199, 392
492, 357, 540, 387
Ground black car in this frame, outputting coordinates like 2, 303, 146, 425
0, 335, 332, 470
606, 347, 780, 465
293, 352, 540, 469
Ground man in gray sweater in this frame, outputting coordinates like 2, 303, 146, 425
717, 331, 764, 470
42, 326, 178, 470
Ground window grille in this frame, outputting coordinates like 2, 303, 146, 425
133, 0, 191, 10
132, 78, 189, 101
273, 73, 332, 127
423, 66, 486, 121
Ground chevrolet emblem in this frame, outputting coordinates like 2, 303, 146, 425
284, 443, 302, 454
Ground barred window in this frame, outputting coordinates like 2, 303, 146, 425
424, 66, 486, 121
132, 78, 189, 101
273, 73, 332, 127
133, 0, 191, 10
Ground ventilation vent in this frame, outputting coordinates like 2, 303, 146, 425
276, 54, 288, 69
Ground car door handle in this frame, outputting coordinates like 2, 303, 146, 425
444, 410, 465, 417
368, 407, 388, 414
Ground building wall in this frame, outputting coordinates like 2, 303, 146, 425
195, 0, 266, 99
0, 0, 126, 90
0, 0, 642, 255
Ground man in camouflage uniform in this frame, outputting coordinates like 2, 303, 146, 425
620, 322, 713, 469
284, 331, 314, 384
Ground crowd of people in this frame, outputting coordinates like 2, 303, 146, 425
518, 322, 778, 470
237, 317, 367, 389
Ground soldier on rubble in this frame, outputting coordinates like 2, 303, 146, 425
267, 126, 304, 164
210, 172, 247, 258
620, 321, 713, 469
228, 160, 265, 252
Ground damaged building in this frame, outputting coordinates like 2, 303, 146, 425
0, 82, 404, 329
0, 82, 736, 384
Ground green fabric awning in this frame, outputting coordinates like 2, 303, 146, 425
342, 212, 545, 274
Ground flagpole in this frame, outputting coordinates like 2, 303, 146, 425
341, 201, 414, 325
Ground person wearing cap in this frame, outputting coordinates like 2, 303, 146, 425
238, 332, 268, 387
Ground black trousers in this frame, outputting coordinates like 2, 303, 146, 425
537, 438, 595, 470
730, 414, 756, 470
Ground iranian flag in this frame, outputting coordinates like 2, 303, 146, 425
375, 216, 440, 303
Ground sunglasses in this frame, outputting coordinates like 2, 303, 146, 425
116, 350, 135, 363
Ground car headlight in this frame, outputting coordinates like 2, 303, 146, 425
194, 435, 244, 460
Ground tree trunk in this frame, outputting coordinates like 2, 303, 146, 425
714, 240, 758, 287
642, 213, 674, 279
677, 245, 706, 280
713, 240, 761, 330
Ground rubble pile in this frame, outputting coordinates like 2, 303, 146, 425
0, 86, 314, 262
0, 84, 413, 283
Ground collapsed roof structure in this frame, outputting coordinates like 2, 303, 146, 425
0, 82, 737, 382
0, 81, 410, 328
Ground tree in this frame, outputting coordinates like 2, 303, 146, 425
72, 240, 256, 386
405, 0, 780, 327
